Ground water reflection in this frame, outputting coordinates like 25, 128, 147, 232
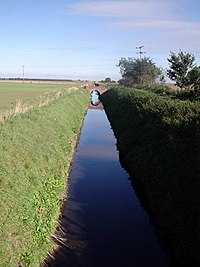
44, 108, 169, 267
90, 90, 101, 106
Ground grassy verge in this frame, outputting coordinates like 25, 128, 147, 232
0, 89, 89, 266
101, 87, 200, 266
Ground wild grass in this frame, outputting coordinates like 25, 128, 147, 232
101, 87, 200, 266
0, 89, 89, 266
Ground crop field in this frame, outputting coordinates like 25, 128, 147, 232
0, 81, 84, 115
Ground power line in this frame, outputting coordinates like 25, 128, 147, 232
22, 65, 25, 82
136, 45, 146, 59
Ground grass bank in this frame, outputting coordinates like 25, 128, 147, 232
0, 89, 89, 266
101, 87, 200, 266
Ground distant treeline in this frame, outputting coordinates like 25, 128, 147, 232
0, 78, 88, 82
101, 87, 200, 266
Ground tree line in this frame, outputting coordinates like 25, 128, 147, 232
117, 50, 200, 95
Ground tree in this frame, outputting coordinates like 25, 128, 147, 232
187, 66, 200, 94
117, 57, 161, 86
104, 77, 112, 83
167, 50, 195, 89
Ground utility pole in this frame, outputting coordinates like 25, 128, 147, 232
22, 65, 25, 83
136, 45, 146, 59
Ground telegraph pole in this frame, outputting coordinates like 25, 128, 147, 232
136, 45, 146, 59
22, 65, 25, 83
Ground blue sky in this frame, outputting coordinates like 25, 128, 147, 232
0, 0, 199, 81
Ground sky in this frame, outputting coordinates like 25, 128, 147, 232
0, 0, 199, 81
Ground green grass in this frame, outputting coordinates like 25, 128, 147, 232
101, 87, 200, 266
0, 89, 89, 266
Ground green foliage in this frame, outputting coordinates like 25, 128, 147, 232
101, 88, 200, 266
117, 57, 161, 86
167, 50, 195, 89
187, 66, 200, 94
0, 89, 89, 266
104, 77, 112, 83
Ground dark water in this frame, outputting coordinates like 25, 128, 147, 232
47, 106, 169, 267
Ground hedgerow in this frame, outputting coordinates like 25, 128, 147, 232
101, 87, 200, 266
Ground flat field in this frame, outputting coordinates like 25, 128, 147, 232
0, 81, 84, 115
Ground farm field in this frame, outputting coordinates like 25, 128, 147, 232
0, 81, 84, 115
